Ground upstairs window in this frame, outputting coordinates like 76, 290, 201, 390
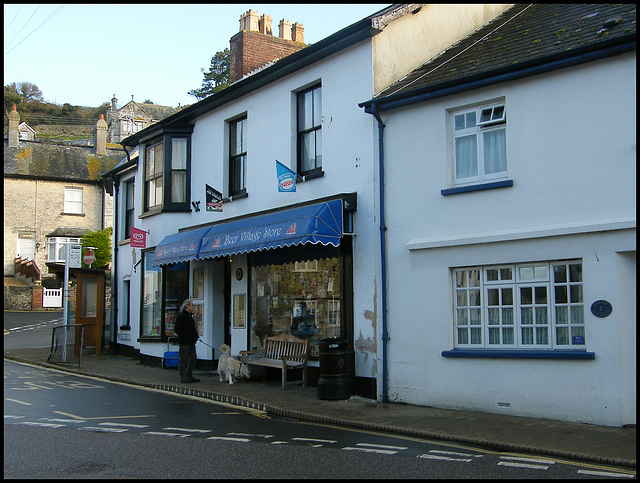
145, 140, 163, 211
453, 103, 507, 186
124, 179, 135, 240
229, 116, 247, 197
64, 187, 83, 214
297, 84, 322, 175
143, 133, 191, 214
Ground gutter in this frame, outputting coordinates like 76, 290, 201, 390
367, 103, 389, 404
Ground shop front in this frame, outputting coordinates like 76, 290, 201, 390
149, 196, 355, 378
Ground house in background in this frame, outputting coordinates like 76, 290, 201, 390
18, 121, 36, 141
4, 106, 123, 283
359, 4, 635, 426
104, 4, 512, 398
106, 94, 177, 144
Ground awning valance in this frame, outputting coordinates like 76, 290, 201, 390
198, 199, 343, 260
152, 226, 210, 267
152, 199, 343, 266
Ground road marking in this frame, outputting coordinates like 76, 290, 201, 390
228, 432, 274, 439
163, 427, 211, 433
498, 462, 549, 470
356, 442, 408, 451
143, 431, 190, 437
344, 447, 399, 455
500, 456, 555, 464
99, 422, 149, 428
418, 454, 473, 462
207, 436, 250, 442
78, 426, 128, 433
577, 470, 635, 478
292, 437, 337, 444
429, 450, 482, 458
18, 421, 65, 428
53, 410, 155, 420
5, 398, 32, 405
38, 418, 84, 424
4, 415, 25, 419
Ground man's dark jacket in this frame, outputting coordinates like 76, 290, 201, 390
174, 309, 199, 345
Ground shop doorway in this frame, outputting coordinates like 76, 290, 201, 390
224, 258, 231, 346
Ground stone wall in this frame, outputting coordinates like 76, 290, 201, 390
3, 284, 111, 311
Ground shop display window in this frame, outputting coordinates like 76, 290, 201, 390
250, 245, 341, 358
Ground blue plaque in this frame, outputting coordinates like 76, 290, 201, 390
590, 300, 612, 318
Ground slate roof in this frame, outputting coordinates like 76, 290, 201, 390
4, 140, 124, 182
374, 4, 636, 100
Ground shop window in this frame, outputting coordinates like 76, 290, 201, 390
250, 245, 341, 358
140, 253, 189, 339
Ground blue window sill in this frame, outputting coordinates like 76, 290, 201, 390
442, 349, 595, 360
441, 179, 513, 196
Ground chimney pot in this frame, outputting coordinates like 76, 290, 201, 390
259, 13, 272, 35
292, 22, 304, 43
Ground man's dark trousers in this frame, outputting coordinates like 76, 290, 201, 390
179, 344, 196, 382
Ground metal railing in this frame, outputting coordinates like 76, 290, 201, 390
47, 324, 84, 368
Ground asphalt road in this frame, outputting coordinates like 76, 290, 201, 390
5, 360, 633, 479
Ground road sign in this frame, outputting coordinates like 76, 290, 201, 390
69, 244, 82, 269
83, 249, 96, 266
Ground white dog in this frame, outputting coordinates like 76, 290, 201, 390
217, 344, 250, 384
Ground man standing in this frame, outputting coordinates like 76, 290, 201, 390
174, 299, 200, 383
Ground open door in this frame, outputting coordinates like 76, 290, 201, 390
74, 268, 106, 355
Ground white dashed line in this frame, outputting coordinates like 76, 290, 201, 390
577, 470, 635, 478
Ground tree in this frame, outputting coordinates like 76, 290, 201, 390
82, 227, 112, 269
188, 48, 230, 100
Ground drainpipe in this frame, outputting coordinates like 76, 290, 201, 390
369, 103, 389, 404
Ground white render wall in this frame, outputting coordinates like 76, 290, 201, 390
379, 53, 636, 425
114, 40, 382, 380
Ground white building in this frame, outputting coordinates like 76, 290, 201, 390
104, 4, 511, 398
359, 4, 636, 426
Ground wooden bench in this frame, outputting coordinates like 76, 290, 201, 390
240, 334, 309, 390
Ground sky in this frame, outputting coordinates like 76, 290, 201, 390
4, 4, 389, 109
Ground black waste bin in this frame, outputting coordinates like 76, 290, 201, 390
317, 337, 351, 400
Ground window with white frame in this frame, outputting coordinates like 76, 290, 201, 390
453, 261, 585, 349
297, 84, 322, 175
452, 102, 507, 186
64, 187, 83, 214
46, 237, 81, 262
229, 116, 247, 196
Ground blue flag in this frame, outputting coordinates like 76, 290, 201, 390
276, 160, 302, 192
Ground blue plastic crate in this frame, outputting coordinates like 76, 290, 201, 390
163, 351, 179, 368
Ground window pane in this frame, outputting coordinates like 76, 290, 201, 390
142, 253, 162, 337
488, 307, 499, 324
569, 264, 582, 282
501, 288, 513, 305
555, 286, 567, 304
456, 271, 467, 288
502, 328, 514, 345
483, 129, 506, 174
454, 114, 465, 131
556, 306, 568, 324
469, 270, 480, 287
457, 291, 467, 306
571, 305, 584, 324
502, 308, 513, 325
457, 328, 468, 344
535, 286, 547, 304
556, 327, 569, 345
315, 129, 322, 168
535, 308, 548, 325
521, 287, 532, 305
299, 90, 313, 130
554, 265, 567, 283
486, 269, 498, 281
522, 327, 533, 344
487, 288, 499, 306
521, 307, 532, 325
455, 135, 478, 178
172, 138, 187, 170
469, 289, 480, 306
570, 285, 583, 303
466, 112, 476, 128
470, 308, 481, 325
313, 87, 322, 126
536, 327, 548, 345
470, 327, 482, 344
301, 132, 315, 172
171, 171, 186, 203
457, 309, 468, 325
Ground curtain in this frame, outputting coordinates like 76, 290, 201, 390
455, 134, 478, 178
483, 128, 506, 174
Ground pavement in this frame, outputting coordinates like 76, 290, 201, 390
3, 346, 636, 470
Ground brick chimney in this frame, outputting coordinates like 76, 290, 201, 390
229, 9, 305, 84
8, 104, 20, 147
94, 114, 108, 156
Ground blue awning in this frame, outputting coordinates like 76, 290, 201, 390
152, 199, 344, 266
152, 226, 210, 266
198, 199, 343, 260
